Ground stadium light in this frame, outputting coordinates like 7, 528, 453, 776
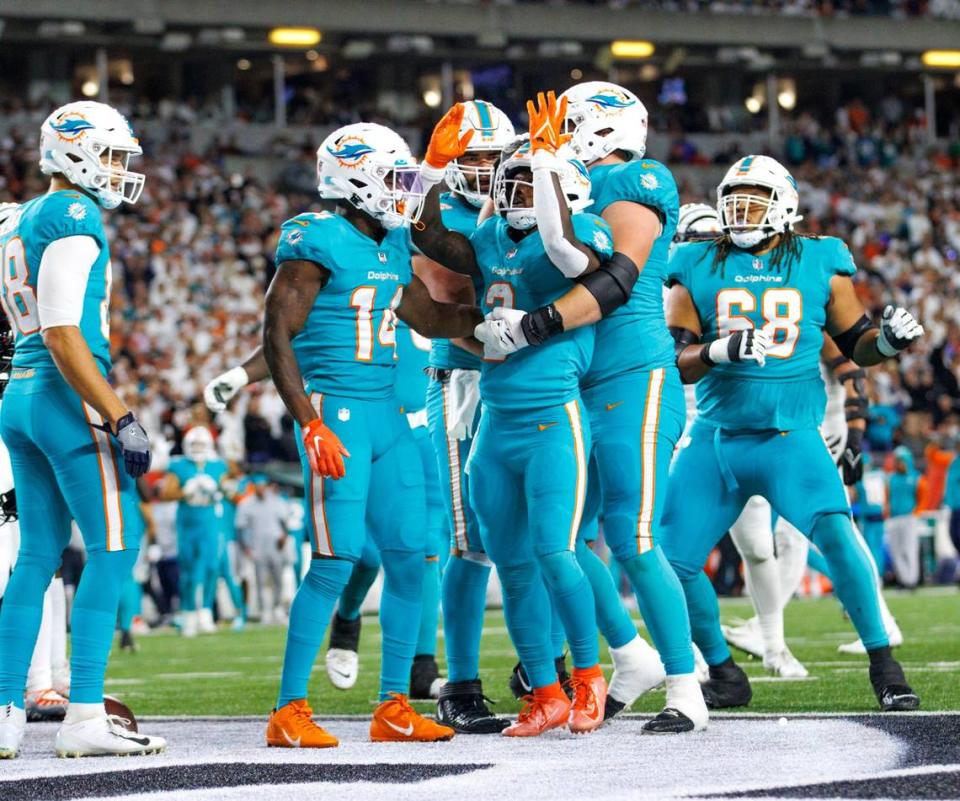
922, 50, 960, 68
269, 27, 322, 47
81, 80, 99, 98
610, 40, 655, 59
423, 88, 442, 108
745, 96, 762, 114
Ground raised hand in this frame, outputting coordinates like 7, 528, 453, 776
424, 104, 474, 170
527, 91, 570, 155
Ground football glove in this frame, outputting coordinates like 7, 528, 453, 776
703, 328, 770, 368
840, 427, 865, 486
113, 412, 152, 478
473, 307, 530, 358
302, 418, 350, 480
528, 91, 570, 155
182, 474, 220, 507
424, 104, 474, 175
203, 366, 249, 414
877, 305, 923, 357
446, 368, 481, 440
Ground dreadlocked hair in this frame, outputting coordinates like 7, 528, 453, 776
703, 230, 804, 281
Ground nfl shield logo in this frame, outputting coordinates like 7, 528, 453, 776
338, 408, 350, 422
752, 258, 763, 271
378, 252, 388, 264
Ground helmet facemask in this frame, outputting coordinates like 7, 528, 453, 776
90, 142, 145, 208
719, 186, 783, 249
494, 164, 537, 230
447, 149, 500, 208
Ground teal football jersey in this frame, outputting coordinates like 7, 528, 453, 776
428, 192, 483, 372
0, 191, 111, 372
583, 159, 679, 386
667, 235, 857, 431
472, 214, 613, 413
169, 456, 228, 529
275, 211, 413, 400
394, 320, 431, 413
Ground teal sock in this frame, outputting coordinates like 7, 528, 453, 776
548, 587, 567, 659
415, 557, 440, 657
812, 513, 888, 650
117, 575, 141, 632
277, 558, 353, 708
622, 546, 696, 674
378, 550, 424, 700
0, 552, 57, 707
71, 549, 138, 703
539, 551, 599, 669
338, 557, 380, 621
442, 555, 490, 683
499, 562, 556, 688
576, 539, 635, 649
679, 570, 731, 666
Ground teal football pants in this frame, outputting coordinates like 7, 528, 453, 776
581, 366, 694, 675
278, 391, 425, 706
0, 367, 142, 707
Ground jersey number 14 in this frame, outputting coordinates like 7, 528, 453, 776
716, 287, 801, 359
350, 285, 403, 361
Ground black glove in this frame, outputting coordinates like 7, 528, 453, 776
840, 427, 864, 486
112, 412, 152, 478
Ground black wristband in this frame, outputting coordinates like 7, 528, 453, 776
521, 304, 564, 346
699, 344, 716, 367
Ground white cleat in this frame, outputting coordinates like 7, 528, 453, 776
642, 673, 709, 734
197, 608, 217, 634
325, 648, 359, 690
55, 715, 166, 758
763, 647, 809, 678
181, 611, 198, 639
0, 703, 26, 759
721, 617, 764, 659
605, 635, 666, 720
838, 622, 904, 655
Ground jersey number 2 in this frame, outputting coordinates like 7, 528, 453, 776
0, 237, 40, 335
716, 287, 802, 359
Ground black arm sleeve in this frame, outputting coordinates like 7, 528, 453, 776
832, 315, 876, 360
575, 251, 639, 318
669, 326, 700, 365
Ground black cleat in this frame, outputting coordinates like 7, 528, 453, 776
509, 655, 573, 701
869, 651, 920, 712
410, 654, 444, 700
120, 630, 136, 654
328, 611, 361, 653
437, 679, 510, 734
701, 659, 752, 709
604, 696, 626, 721
641, 708, 696, 734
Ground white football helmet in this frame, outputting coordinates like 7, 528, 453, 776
39, 101, 144, 210
559, 81, 648, 166
717, 155, 802, 249
445, 100, 516, 208
676, 203, 722, 243
182, 426, 216, 463
316, 123, 423, 229
493, 138, 592, 230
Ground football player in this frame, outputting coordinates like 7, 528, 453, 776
156, 426, 227, 636
0, 101, 163, 758
663, 154, 921, 712
474, 82, 707, 732
261, 122, 482, 747
414, 99, 617, 736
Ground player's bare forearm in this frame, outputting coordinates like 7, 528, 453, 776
552, 284, 603, 327
411, 187, 479, 277
666, 283, 709, 383
676, 346, 712, 384
397, 275, 483, 339
262, 260, 326, 427
155, 474, 182, 502
826, 275, 887, 367
42, 325, 128, 428
239, 347, 270, 384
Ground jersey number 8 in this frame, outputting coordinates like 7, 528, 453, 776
0, 237, 40, 335
716, 287, 802, 359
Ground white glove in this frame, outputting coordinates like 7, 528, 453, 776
473, 307, 530, 359
706, 328, 770, 367
182, 474, 220, 507
203, 366, 249, 413
877, 305, 923, 357
446, 369, 481, 440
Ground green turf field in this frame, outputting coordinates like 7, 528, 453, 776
106, 588, 960, 717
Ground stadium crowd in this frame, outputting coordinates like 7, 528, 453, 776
1, 87, 958, 630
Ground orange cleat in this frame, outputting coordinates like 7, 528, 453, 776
370, 693, 455, 742
266, 700, 339, 748
568, 665, 607, 734
502, 684, 572, 738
